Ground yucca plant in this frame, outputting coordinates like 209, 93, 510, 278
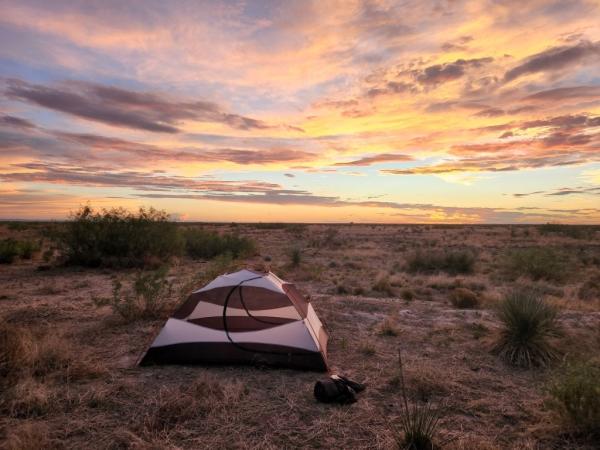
392, 352, 442, 450
492, 289, 560, 368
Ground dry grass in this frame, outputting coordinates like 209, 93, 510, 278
0, 223, 599, 449
450, 287, 480, 309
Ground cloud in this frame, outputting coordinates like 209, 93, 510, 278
0, 115, 36, 129
441, 35, 473, 52
512, 186, 600, 197
520, 114, 600, 130
414, 57, 493, 86
382, 126, 600, 175
504, 40, 600, 82
475, 107, 505, 117
333, 153, 413, 166
58, 132, 314, 164
4, 79, 271, 133
2, 125, 317, 166
0, 162, 296, 195
523, 85, 600, 102
365, 81, 415, 97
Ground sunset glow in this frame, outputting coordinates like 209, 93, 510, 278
1, 0, 600, 222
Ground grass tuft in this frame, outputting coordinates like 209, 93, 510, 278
449, 288, 479, 309
378, 317, 401, 336
392, 352, 443, 450
491, 289, 560, 368
547, 360, 600, 436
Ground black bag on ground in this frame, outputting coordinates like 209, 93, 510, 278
314, 375, 365, 404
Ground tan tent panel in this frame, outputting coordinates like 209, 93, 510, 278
139, 269, 328, 371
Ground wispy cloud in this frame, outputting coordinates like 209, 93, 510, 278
4, 79, 271, 132
504, 40, 600, 82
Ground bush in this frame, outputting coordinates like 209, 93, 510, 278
184, 227, 255, 260
0, 238, 40, 264
406, 249, 475, 275
450, 288, 479, 309
492, 289, 560, 368
61, 205, 184, 267
0, 239, 21, 264
94, 266, 173, 321
501, 247, 567, 283
547, 360, 600, 435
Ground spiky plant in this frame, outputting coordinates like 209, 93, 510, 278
492, 289, 560, 368
392, 352, 442, 450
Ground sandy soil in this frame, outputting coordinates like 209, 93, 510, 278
1, 223, 599, 449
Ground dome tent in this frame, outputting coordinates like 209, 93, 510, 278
139, 269, 328, 371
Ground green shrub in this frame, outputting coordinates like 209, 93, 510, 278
184, 228, 255, 260
61, 206, 184, 267
0, 239, 21, 264
547, 360, 600, 435
501, 247, 566, 283
17, 240, 39, 259
94, 266, 173, 321
406, 249, 475, 275
0, 239, 40, 264
492, 289, 560, 368
450, 287, 479, 309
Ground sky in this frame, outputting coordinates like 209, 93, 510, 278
1, 0, 600, 223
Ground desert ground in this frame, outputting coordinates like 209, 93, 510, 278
1, 222, 599, 449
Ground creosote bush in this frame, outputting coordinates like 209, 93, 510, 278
492, 289, 560, 368
0, 238, 40, 264
547, 360, 600, 436
61, 205, 184, 267
184, 227, 256, 260
94, 266, 173, 321
406, 249, 475, 275
501, 247, 566, 283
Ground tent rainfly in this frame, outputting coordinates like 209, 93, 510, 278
139, 269, 329, 371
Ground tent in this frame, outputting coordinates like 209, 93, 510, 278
139, 269, 329, 371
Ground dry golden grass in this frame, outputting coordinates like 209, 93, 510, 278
0, 223, 599, 449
